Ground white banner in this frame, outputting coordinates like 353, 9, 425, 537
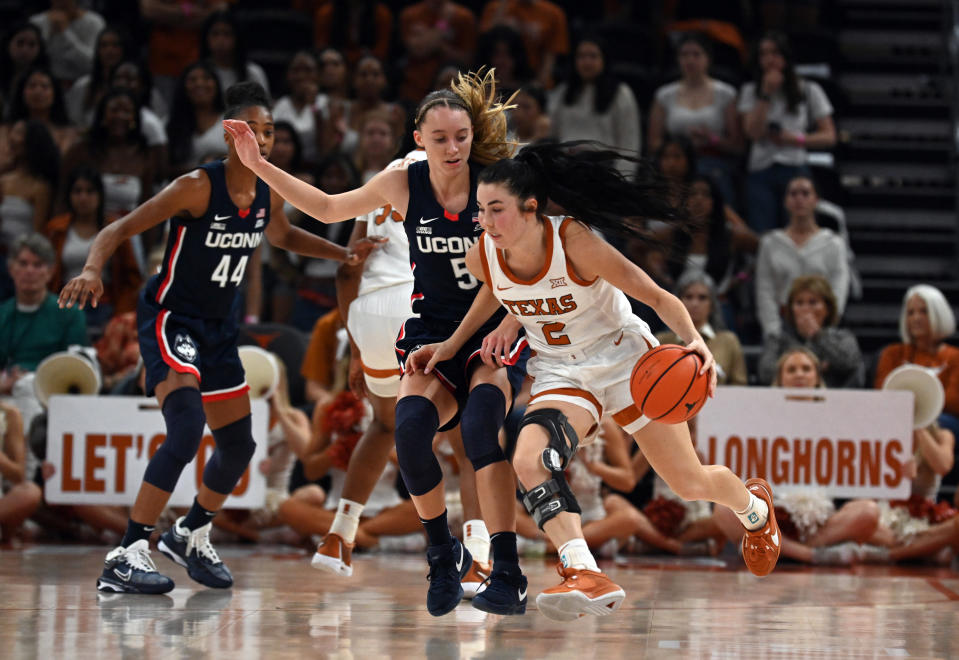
45, 395, 268, 507
695, 387, 914, 499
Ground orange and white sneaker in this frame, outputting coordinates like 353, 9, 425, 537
461, 560, 490, 599
741, 478, 781, 577
535, 563, 626, 621
311, 533, 354, 577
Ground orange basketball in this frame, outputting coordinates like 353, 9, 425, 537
629, 345, 709, 424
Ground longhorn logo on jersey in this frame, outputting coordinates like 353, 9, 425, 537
174, 333, 198, 362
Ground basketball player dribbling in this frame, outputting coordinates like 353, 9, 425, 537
407, 142, 782, 621
58, 82, 381, 594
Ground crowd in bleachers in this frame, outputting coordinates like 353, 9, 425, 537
1, 0, 958, 569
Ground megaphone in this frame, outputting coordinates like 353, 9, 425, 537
33, 350, 102, 407
238, 346, 280, 399
882, 363, 945, 429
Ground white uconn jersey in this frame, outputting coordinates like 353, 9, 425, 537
356, 150, 427, 298
480, 216, 636, 358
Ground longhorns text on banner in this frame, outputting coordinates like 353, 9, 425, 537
695, 387, 914, 499
45, 395, 268, 507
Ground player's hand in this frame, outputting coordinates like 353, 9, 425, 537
223, 119, 264, 170
407, 341, 456, 375
59, 267, 104, 310
348, 355, 367, 399
685, 337, 717, 398
480, 324, 519, 368
346, 236, 387, 265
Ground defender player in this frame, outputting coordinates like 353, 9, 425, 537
59, 82, 381, 594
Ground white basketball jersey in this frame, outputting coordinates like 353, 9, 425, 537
480, 216, 635, 358
356, 149, 427, 297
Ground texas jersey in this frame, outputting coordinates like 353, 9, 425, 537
480, 215, 638, 358
356, 149, 427, 298
144, 160, 271, 319
405, 159, 495, 324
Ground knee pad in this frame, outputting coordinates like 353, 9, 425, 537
394, 395, 443, 496
521, 474, 582, 530
143, 387, 205, 492
461, 384, 507, 471
202, 414, 256, 495
517, 408, 582, 530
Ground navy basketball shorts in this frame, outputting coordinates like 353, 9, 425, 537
137, 291, 250, 401
395, 316, 529, 431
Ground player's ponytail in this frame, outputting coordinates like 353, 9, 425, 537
224, 81, 271, 119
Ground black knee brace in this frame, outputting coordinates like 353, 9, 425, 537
143, 387, 205, 492
394, 395, 443, 496
461, 384, 507, 471
202, 414, 256, 495
518, 408, 582, 529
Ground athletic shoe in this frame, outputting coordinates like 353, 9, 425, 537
425, 536, 471, 616
471, 570, 528, 615
535, 563, 626, 621
158, 517, 233, 588
311, 533, 354, 577
461, 559, 490, 599
741, 478, 781, 577
96, 539, 175, 594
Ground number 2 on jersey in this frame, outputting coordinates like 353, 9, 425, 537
211, 254, 248, 287
541, 321, 570, 345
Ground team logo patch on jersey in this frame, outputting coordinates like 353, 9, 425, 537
173, 333, 198, 363
255, 219, 264, 228
257, 207, 265, 218
550, 277, 568, 289
211, 222, 226, 231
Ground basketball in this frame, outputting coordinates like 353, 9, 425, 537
629, 345, 709, 424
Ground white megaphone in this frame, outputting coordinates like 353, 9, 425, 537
238, 346, 280, 399
33, 349, 102, 407
882, 363, 945, 429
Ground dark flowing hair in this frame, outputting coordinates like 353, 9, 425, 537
200, 10, 250, 83
87, 87, 145, 155
0, 22, 48, 97
64, 165, 107, 230
655, 134, 697, 184
670, 174, 730, 284
328, 0, 379, 53
562, 34, 620, 115
84, 26, 132, 113
475, 25, 534, 89
7, 66, 70, 126
479, 140, 686, 241
271, 120, 304, 172
752, 31, 802, 113
166, 60, 225, 167
20, 119, 60, 190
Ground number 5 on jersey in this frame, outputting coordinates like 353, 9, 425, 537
211, 254, 249, 287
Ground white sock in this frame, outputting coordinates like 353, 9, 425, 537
329, 499, 364, 544
735, 493, 769, 532
462, 519, 490, 565
558, 538, 598, 572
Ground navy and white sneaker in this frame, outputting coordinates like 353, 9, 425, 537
425, 537, 472, 616
471, 570, 528, 615
158, 517, 233, 589
96, 539, 175, 594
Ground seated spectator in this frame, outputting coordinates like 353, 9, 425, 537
648, 32, 743, 208
0, 402, 43, 543
398, 0, 478, 105
313, 0, 393, 67
199, 10, 270, 100
348, 55, 406, 155
1, 67, 79, 163
301, 308, 345, 406
165, 61, 226, 176
29, 0, 105, 88
352, 110, 399, 184
0, 22, 49, 122
474, 25, 532, 102
739, 31, 836, 232
110, 59, 170, 186
317, 47, 357, 157
548, 34, 640, 179
755, 175, 849, 338
479, 0, 569, 89
94, 311, 140, 391
64, 25, 130, 128
510, 84, 551, 143
46, 166, 142, 329
657, 272, 747, 386
759, 274, 863, 388
272, 51, 327, 166
0, 120, 59, 251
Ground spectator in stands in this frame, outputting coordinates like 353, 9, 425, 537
316, 47, 357, 157
474, 25, 532, 102
510, 84, 551, 143
301, 308, 345, 406
313, 0, 393, 67
29, 0, 106, 88
349, 55, 406, 153
110, 59, 169, 185
3, 66, 79, 160
64, 25, 130, 128
199, 10, 271, 100
648, 32, 743, 209
0, 402, 43, 543
754, 175, 849, 338
166, 61, 226, 176
0, 22, 49, 121
398, 0, 478, 105
352, 110, 399, 184
759, 274, 863, 388
548, 34, 641, 179
46, 166, 142, 329
875, 285, 959, 439
272, 50, 327, 166
0, 120, 59, 251
739, 31, 836, 232
95, 312, 140, 392
657, 272, 748, 386
479, 0, 569, 89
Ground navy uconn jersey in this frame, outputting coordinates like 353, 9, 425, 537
405, 160, 501, 324
145, 160, 271, 319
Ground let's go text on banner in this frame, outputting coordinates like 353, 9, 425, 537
695, 387, 914, 499
45, 395, 268, 507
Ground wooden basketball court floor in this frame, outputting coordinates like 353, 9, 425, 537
3, 545, 959, 659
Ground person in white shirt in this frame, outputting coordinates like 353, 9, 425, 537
199, 10, 270, 101
30, 0, 105, 86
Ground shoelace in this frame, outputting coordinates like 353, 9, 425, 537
187, 526, 222, 564
125, 545, 159, 572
